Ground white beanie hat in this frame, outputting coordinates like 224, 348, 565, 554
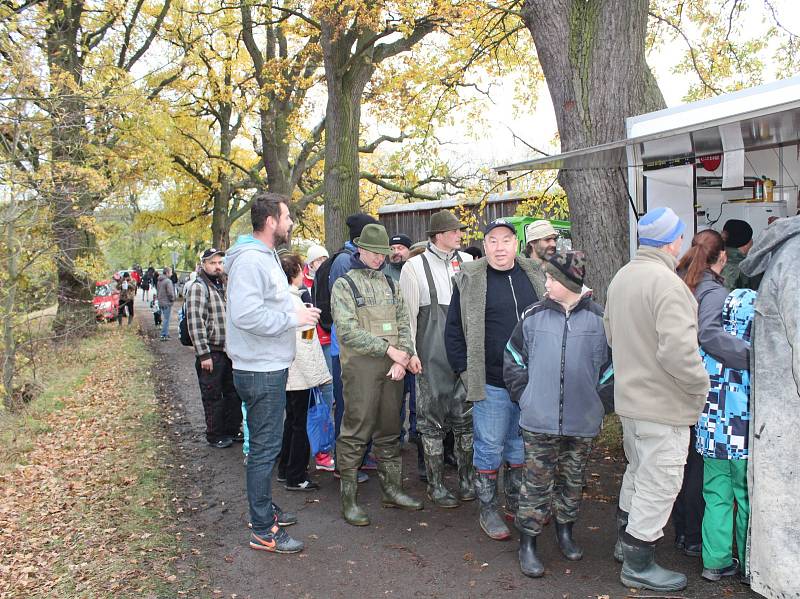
306, 244, 329, 264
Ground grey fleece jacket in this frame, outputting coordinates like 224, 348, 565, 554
694, 270, 749, 370
224, 235, 298, 372
504, 296, 609, 438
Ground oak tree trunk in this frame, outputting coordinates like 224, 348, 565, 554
47, 0, 97, 335
521, 0, 666, 303
320, 20, 375, 252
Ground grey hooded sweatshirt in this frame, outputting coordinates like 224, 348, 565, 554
224, 235, 298, 372
739, 216, 800, 598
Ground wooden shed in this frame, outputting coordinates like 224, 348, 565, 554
376, 191, 536, 243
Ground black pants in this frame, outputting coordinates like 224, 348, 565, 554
194, 351, 242, 443
672, 425, 705, 545
118, 300, 134, 324
278, 389, 311, 485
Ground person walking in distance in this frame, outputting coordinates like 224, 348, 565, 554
225, 193, 321, 554
156, 267, 176, 340
399, 211, 474, 508
185, 247, 243, 449
331, 223, 423, 526
605, 207, 710, 592
445, 218, 546, 541
116, 272, 137, 326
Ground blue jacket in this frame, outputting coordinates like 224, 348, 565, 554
328, 241, 358, 357
504, 296, 609, 438
695, 288, 755, 460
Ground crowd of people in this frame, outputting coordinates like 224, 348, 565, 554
170, 191, 796, 598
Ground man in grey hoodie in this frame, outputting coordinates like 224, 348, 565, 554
225, 193, 320, 554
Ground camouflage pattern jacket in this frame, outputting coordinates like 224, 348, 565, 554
331, 257, 415, 359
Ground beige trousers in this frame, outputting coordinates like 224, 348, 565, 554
619, 417, 689, 542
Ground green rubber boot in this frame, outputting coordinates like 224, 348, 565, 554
340, 470, 370, 526
503, 463, 524, 519
475, 470, 511, 540
620, 532, 687, 591
377, 460, 423, 511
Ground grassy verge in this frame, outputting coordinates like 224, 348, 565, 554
0, 328, 190, 598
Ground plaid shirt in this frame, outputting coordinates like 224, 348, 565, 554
185, 271, 227, 359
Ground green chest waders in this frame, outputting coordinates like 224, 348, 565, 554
416, 254, 475, 505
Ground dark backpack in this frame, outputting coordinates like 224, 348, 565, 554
312, 247, 353, 332
178, 278, 209, 347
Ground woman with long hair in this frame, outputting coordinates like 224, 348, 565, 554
676, 229, 751, 583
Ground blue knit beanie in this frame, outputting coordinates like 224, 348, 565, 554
638, 207, 686, 247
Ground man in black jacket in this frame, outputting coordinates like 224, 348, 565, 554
445, 218, 546, 541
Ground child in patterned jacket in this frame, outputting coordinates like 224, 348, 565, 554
695, 288, 755, 584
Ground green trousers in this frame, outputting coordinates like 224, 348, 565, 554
336, 354, 403, 471
701, 457, 749, 570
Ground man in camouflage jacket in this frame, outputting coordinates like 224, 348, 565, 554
331, 224, 423, 526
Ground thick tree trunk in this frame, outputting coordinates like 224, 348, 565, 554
47, 0, 97, 335
521, 0, 666, 303
320, 20, 375, 252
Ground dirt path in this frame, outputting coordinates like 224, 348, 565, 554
134, 296, 759, 599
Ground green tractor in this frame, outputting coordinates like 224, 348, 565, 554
498, 216, 572, 256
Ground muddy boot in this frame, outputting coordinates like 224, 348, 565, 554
413, 435, 427, 482
518, 531, 545, 578
340, 470, 369, 526
443, 431, 457, 468
613, 508, 628, 563
503, 463, 524, 520
422, 436, 458, 508
454, 433, 476, 502
620, 532, 687, 591
555, 521, 583, 560
475, 470, 511, 540
377, 460, 423, 511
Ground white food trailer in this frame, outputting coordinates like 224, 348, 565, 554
494, 76, 800, 256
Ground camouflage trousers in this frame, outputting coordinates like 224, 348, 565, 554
515, 431, 593, 536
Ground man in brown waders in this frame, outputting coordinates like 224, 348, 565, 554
331, 223, 423, 525
399, 210, 475, 508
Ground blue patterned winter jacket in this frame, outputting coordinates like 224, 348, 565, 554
695, 288, 756, 460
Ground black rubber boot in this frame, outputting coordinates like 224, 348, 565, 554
518, 532, 545, 578
503, 464, 524, 519
555, 521, 583, 561
454, 433, 476, 502
443, 431, 457, 468
422, 436, 459, 508
474, 471, 511, 540
340, 470, 369, 526
620, 532, 687, 591
414, 436, 427, 482
377, 460, 423, 511
613, 508, 628, 563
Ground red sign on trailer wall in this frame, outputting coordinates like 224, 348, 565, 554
699, 154, 722, 172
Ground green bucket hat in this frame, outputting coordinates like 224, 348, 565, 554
354, 223, 391, 255
427, 210, 466, 235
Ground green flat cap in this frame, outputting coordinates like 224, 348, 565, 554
354, 223, 391, 255
427, 210, 466, 235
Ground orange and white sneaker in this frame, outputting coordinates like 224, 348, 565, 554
249, 523, 304, 554
315, 452, 335, 471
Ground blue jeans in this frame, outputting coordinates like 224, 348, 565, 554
160, 304, 172, 337
473, 384, 524, 471
321, 343, 333, 374
233, 368, 288, 535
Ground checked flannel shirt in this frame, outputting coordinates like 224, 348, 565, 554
185, 271, 227, 360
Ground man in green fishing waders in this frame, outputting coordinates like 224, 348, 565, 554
331, 223, 424, 526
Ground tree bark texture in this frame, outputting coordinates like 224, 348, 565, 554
47, 0, 97, 335
320, 20, 376, 252
521, 0, 666, 303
